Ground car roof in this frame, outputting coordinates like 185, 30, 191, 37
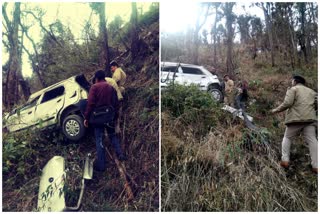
161, 61, 204, 68
161, 61, 215, 76
28, 75, 77, 101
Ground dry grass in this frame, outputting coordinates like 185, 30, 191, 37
2, 48, 159, 212
162, 118, 317, 211
162, 44, 318, 211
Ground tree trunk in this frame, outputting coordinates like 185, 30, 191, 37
5, 3, 21, 109
217, 35, 222, 64
17, 32, 31, 101
286, 6, 296, 69
298, 3, 308, 63
262, 3, 275, 67
186, 27, 193, 61
306, 4, 313, 60
98, 3, 111, 76
225, 3, 235, 75
130, 2, 139, 61
309, 3, 318, 47
213, 6, 218, 65
20, 23, 47, 88
193, 4, 210, 65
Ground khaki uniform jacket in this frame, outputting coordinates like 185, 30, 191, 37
273, 83, 317, 125
225, 79, 234, 94
105, 77, 123, 100
112, 68, 126, 92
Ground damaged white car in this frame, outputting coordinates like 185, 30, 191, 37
160, 62, 224, 102
3, 74, 91, 141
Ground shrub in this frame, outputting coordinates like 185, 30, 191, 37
162, 83, 224, 137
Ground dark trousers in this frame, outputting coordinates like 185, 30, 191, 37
94, 124, 123, 171
235, 95, 246, 110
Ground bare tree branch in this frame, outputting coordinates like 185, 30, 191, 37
19, 34, 47, 88
198, 4, 211, 30
115, 29, 131, 51
2, 3, 12, 36
2, 20, 9, 33
19, 22, 39, 59
2, 38, 10, 50
22, 10, 63, 47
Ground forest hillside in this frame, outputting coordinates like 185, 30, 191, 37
161, 2, 318, 211
2, 2, 159, 211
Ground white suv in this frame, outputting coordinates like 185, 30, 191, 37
3, 74, 91, 141
160, 62, 223, 101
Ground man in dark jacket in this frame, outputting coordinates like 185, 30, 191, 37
84, 70, 125, 172
234, 80, 249, 110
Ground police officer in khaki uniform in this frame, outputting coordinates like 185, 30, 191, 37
110, 61, 127, 134
271, 75, 318, 174
223, 74, 235, 106
110, 61, 126, 93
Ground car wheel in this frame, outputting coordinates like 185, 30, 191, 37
62, 114, 86, 141
209, 88, 223, 102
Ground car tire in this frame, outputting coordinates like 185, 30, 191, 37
62, 114, 86, 141
209, 88, 223, 102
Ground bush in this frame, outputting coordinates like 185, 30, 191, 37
162, 83, 224, 137
161, 83, 317, 212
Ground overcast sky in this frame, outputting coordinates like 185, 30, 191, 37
161, 2, 265, 42
2, 2, 153, 78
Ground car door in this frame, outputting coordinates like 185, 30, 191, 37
6, 96, 41, 132
161, 65, 183, 86
180, 66, 206, 87
34, 86, 66, 128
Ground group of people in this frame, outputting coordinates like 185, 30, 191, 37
223, 74, 249, 110
223, 73, 317, 174
84, 66, 317, 174
84, 61, 127, 172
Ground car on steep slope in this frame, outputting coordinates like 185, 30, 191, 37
3, 74, 91, 141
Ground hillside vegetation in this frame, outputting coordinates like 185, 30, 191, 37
161, 45, 318, 212
2, 3, 159, 211
161, 2, 317, 211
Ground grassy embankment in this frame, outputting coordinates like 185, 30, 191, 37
2, 20, 159, 212
161, 48, 318, 211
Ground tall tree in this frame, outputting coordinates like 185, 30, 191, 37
90, 3, 111, 76
307, 3, 318, 48
274, 3, 297, 68
130, 2, 139, 61
250, 16, 263, 60
237, 15, 252, 44
192, 3, 210, 64
211, 3, 221, 65
216, 24, 225, 65
19, 22, 46, 88
257, 2, 276, 66
109, 15, 129, 51
2, 2, 30, 108
297, 3, 308, 63
222, 2, 236, 75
